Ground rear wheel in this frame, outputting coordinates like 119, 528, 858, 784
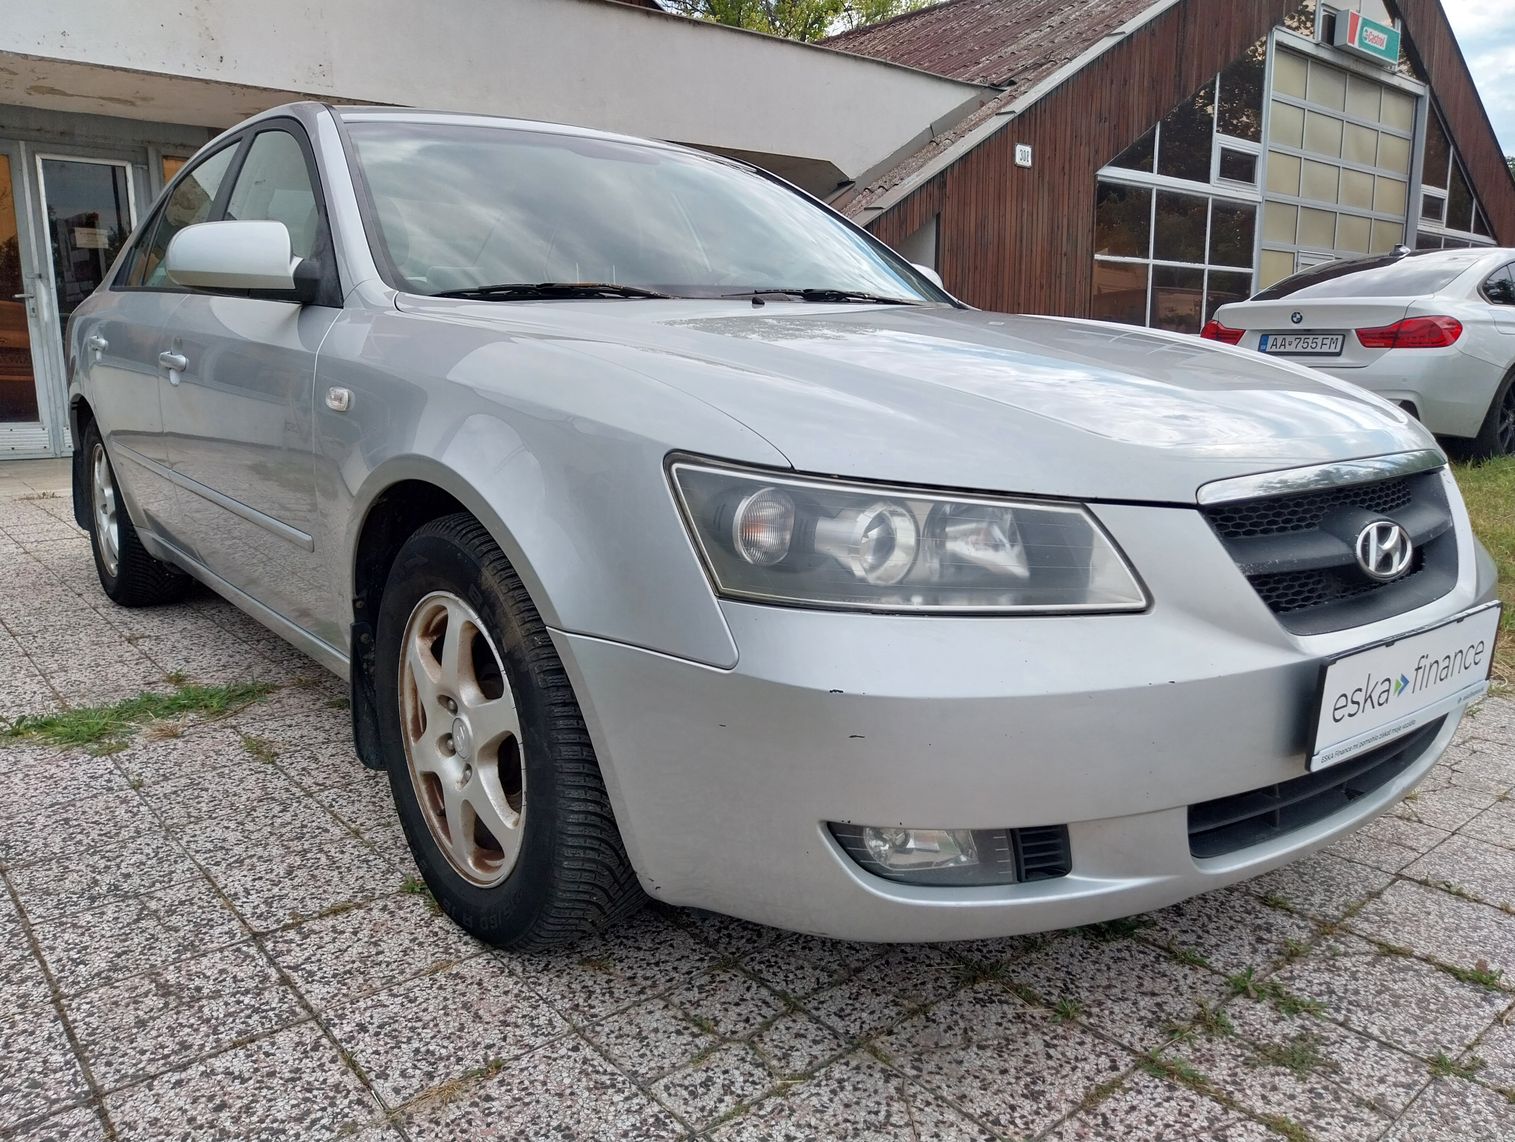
82, 423, 190, 607
374, 513, 643, 948
1455, 371, 1515, 460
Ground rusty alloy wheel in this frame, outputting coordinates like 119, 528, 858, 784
398, 590, 526, 887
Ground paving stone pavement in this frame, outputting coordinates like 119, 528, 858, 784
2, 456, 1514, 1141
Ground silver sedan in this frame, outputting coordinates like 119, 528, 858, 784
67, 103, 1499, 947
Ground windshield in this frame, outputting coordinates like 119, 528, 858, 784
1252, 250, 1487, 300
344, 119, 946, 303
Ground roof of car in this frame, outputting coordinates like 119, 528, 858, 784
331, 105, 683, 152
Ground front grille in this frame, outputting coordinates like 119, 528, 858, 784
1200, 469, 1457, 635
1188, 718, 1443, 859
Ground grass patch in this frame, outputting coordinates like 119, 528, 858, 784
1, 681, 275, 752
1441, 961, 1506, 991
1052, 997, 1083, 1023
240, 733, 279, 763
1250, 1032, 1336, 1077
1225, 968, 1325, 1016
1076, 915, 1151, 943
1452, 457, 1515, 683
1429, 1051, 1484, 1080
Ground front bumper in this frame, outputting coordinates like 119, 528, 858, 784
555, 498, 1496, 942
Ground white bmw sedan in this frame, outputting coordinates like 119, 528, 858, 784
1205, 249, 1515, 457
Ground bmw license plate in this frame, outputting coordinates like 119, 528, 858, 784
1310, 602, 1501, 770
1260, 333, 1345, 356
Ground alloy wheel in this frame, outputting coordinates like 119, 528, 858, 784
1499, 385, 1515, 455
90, 442, 121, 577
398, 591, 526, 886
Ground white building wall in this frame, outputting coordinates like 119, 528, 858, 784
0, 0, 986, 190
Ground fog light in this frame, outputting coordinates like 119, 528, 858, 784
830, 822, 1073, 887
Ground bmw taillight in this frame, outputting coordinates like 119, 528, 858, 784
1200, 319, 1245, 345
1355, 316, 1463, 349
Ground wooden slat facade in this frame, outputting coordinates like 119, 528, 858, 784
867, 0, 1515, 315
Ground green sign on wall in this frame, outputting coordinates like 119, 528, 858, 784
1334, 10, 1401, 66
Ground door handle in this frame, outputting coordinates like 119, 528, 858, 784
86, 334, 109, 352
158, 350, 188, 371
11, 293, 32, 301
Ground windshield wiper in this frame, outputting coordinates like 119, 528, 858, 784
430, 282, 673, 300
722, 287, 924, 305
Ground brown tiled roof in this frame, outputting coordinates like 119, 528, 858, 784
824, 0, 1159, 89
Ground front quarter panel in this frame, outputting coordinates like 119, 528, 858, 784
313, 299, 791, 668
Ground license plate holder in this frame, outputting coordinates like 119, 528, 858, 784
1260, 332, 1345, 356
1310, 602, 1501, 771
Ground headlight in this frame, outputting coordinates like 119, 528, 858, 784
670, 460, 1147, 613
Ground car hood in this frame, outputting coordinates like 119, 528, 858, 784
397, 297, 1436, 503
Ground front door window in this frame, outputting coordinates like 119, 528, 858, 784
36, 157, 134, 359
0, 153, 40, 424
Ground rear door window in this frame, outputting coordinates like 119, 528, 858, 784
123, 143, 239, 288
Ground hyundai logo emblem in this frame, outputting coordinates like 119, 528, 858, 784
1290, 311, 1304, 325
1355, 520, 1413, 581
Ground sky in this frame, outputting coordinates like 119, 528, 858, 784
1440, 0, 1515, 156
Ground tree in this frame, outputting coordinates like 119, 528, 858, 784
660, 0, 938, 43
1508, 154, 1514, 178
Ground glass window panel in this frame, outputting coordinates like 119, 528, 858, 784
0, 154, 41, 423
1369, 218, 1404, 252
1380, 88, 1415, 131
1377, 132, 1411, 174
1340, 168, 1375, 211
1298, 206, 1335, 248
1447, 161, 1474, 231
1473, 207, 1492, 238
1345, 75, 1381, 121
1260, 248, 1296, 287
1153, 190, 1208, 262
1107, 127, 1156, 174
1301, 159, 1339, 202
1265, 151, 1301, 196
1303, 111, 1343, 157
1269, 102, 1305, 148
1373, 176, 1406, 216
161, 155, 188, 185
1421, 191, 1446, 223
1415, 231, 1443, 250
1206, 270, 1254, 321
1156, 84, 1216, 183
1209, 201, 1257, 267
1306, 62, 1347, 111
1263, 202, 1299, 243
1091, 259, 1149, 325
1336, 213, 1370, 254
1218, 148, 1258, 184
133, 143, 238, 287
1273, 51, 1308, 98
1094, 182, 1152, 257
1150, 265, 1205, 333
1342, 123, 1377, 166
1443, 236, 1471, 249
224, 130, 319, 259
1422, 112, 1451, 189
1217, 46, 1266, 142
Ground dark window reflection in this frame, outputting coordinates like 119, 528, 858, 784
1447, 160, 1473, 231
1153, 190, 1208, 263
1150, 265, 1205, 333
1156, 82, 1216, 183
1205, 270, 1253, 322
1217, 149, 1257, 184
1217, 45, 1266, 142
1415, 232, 1442, 250
1420, 191, 1445, 223
1107, 128, 1156, 174
1094, 182, 1152, 257
1473, 207, 1491, 238
1209, 201, 1256, 267
1422, 112, 1452, 189
1091, 259, 1148, 325
40, 159, 132, 358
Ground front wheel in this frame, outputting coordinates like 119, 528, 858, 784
374, 514, 643, 948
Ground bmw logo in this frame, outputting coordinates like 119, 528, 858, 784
1290, 311, 1304, 325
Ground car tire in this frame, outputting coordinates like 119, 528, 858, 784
374, 513, 644, 948
1456, 370, 1515, 460
81, 423, 191, 607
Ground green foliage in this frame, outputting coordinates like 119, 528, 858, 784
660, 0, 937, 42
1, 682, 275, 752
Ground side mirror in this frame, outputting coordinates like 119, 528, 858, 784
165, 220, 303, 296
912, 263, 945, 290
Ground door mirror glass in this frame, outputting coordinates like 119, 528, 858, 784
912, 263, 945, 290
164, 220, 299, 293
